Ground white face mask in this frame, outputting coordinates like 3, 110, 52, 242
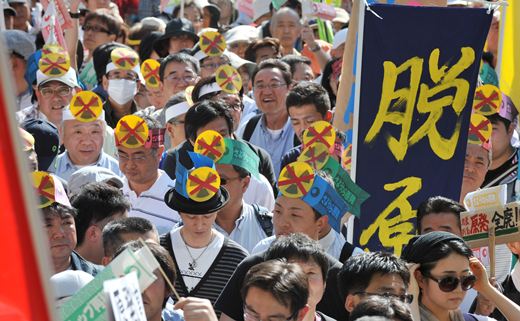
107, 79, 137, 105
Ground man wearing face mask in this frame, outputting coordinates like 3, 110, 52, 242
93, 43, 143, 128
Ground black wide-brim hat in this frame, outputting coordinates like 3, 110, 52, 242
164, 186, 229, 214
153, 18, 199, 57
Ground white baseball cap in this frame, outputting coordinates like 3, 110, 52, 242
36, 67, 79, 88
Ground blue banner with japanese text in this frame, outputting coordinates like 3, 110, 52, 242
353, 4, 492, 255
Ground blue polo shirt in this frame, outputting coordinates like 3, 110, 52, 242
50, 151, 121, 182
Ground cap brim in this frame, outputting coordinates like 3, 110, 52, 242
164, 187, 229, 214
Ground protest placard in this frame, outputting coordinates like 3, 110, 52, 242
461, 201, 520, 249
464, 185, 507, 212
350, 3, 491, 255
60, 245, 159, 321
104, 272, 147, 321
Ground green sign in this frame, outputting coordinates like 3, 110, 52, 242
322, 156, 370, 217
60, 247, 158, 321
219, 138, 260, 179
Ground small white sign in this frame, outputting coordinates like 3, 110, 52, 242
104, 272, 147, 321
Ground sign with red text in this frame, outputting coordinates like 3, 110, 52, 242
461, 201, 520, 248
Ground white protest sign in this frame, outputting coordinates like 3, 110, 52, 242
464, 185, 507, 211
460, 201, 520, 248
104, 272, 147, 321
60, 245, 159, 321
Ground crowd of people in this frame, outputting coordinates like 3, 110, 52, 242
2, 0, 520, 320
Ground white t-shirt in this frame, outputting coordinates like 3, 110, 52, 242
170, 227, 224, 292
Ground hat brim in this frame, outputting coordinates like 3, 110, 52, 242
153, 31, 199, 57
164, 186, 229, 214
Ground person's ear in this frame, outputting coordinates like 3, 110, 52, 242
86, 225, 100, 242
166, 123, 175, 136
316, 215, 328, 231
415, 269, 426, 289
508, 122, 515, 136
241, 175, 251, 193
102, 75, 109, 91
345, 294, 356, 312
296, 305, 310, 321
101, 256, 111, 266
325, 110, 333, 122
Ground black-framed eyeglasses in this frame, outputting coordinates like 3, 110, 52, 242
82, 24, 111, 34
243, 306, 298, 321
353, 291, 414, 304
425, 274, 477, 293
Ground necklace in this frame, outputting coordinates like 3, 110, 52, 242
180, 230, 215, 271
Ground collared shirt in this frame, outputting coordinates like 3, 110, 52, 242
123, 170, 180, 235
50, 151, 121, 182
319, 228, 346, 259
103, 99, 138, 129
214, 202, 268, 253
238, 115, 295, 177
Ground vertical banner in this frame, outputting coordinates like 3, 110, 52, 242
352, 4, 491, 255
0, 30, 56, 320
498, 1, 520, 108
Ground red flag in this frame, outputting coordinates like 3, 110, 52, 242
0, 32, 55, 321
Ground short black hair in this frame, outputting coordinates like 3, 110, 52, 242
337, 252, 410, 302
42, 203, 77, 220
416, 196, 465, 233
242, 259, 308, 316
184, 100, 233, 142
286, 82, 330, 117
265, 233, 329, 280
348, 296, 413, 321
102, 217, 158, 258
113, 241, 176, 308
70, 182, 130, 246
252, 58, 292, 86
487, 113, 512, 131
159, 53, 200, 81
281, 55, 311, 76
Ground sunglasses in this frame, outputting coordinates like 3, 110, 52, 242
426, 274, 477, 292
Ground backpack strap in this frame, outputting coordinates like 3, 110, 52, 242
242, 114, 262, 142
252, 203, 273, 237
339, 242, 356, 263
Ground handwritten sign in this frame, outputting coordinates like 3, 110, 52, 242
60, 246, 159, 321
104, 272, 147, 321
351, 4, 491, 255
460, 201, 520, 248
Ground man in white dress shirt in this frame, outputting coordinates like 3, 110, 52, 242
115, 113, 180, 234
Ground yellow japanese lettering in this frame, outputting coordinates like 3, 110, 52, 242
359, 176, 422, 256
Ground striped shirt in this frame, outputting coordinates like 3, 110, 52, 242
160, 230, 248, 317
123, 170, 180, 234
